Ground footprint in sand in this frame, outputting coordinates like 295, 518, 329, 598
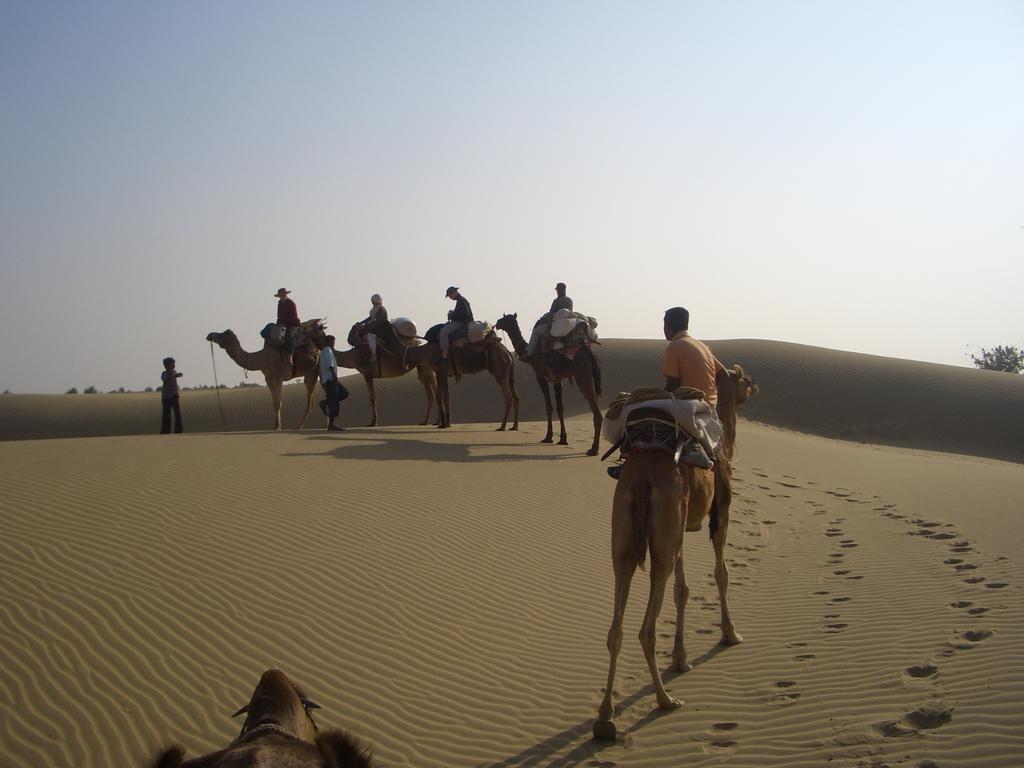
950, 600, 973, 609
961, 629, 993, 643
794, 653, 816, 662
944, 558, 963, 565
964, 576, 986, 584
833, 569, 850, 575
955, 563, 978, 571
770, 681, 801, 705
967, 606, 990, 615
828, 596, 852, 604
825, 528, 843, 537
904, 663, 938, 679
824, 623, 848, 633
984, 582, 1009, 589
876, 704, 953, 737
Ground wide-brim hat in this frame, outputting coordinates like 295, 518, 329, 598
274, 288, 291, 298
445, 285, 459, 297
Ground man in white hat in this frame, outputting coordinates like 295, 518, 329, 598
358, 293, 388, 362
275, 288, 301, 366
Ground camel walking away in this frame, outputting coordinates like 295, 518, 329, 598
374, 320, 520, 431
206, 319, 325, 430
334, 319, 438, 427
150, 668, 375, 767
594, 370, 758, 740
495, 313, 603, 455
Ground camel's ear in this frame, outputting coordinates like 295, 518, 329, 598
231, 704, 249, 718
514, 312, 518, 318
300, 697, 322, 711
151, 745, 186, 768
316, 730, 374, 768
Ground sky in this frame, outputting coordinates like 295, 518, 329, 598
1, 1, 1022, 393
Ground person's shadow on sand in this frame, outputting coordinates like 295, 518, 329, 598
282, 434, 592, 463
482, 645, 730, 767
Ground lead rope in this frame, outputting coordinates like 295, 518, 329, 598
209, 342, 229, 432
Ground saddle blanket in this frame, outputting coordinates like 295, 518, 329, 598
603, 394, 722, 454
550, 308, 599, 340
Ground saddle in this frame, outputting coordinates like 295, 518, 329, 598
602, 387, 722, 468
261, 323, 309, 349
425, 321, 496, 349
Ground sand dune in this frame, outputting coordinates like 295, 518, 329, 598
0, 421, 1020, 767
2, 338, 1023, 463
1, 339, 1022, 766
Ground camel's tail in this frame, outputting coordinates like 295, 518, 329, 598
589, 347, 603, 399
633, 474, 651, 571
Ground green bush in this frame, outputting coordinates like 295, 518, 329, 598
970, 345, 1023, 374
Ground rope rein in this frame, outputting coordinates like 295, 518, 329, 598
209, 342, 229, 432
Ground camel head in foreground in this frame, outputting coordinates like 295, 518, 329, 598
151, 669, 375, 767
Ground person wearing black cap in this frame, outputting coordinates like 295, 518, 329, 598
526, 282, 574, 357
440, 286, 473, 360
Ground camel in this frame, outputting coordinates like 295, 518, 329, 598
206, 319, 326, 430
594, 369, 758, 740
334, 321, 438, 427
373, 320, 520, 431
495, 313, 603, 455
150, 668, 375, 767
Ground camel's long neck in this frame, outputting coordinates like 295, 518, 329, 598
503, 322, 528, 356
222, 339, 267, 372
715, 381, 738, 460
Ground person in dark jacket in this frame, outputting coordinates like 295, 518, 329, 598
526, 282, 574, 357
275, 288, 301, 365
160, 357, 184, 434
440, 285, 473, 360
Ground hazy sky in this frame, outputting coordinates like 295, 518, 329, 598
2, 1, 1022, 393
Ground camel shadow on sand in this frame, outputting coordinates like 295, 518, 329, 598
282, 433, 593, 463
483, 644, 731, 767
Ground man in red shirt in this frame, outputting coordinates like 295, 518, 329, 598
275, 288, 301, 365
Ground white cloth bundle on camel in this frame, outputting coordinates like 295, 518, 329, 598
603, 388, 723, 455
391, 317, 418, 339
467, 320, 494, 344
549, 308, 599, 341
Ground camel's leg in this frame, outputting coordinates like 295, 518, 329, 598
671, 555, 692, 672
296, 369, 318, 430
495, 366, 513, 431
579, 375, 603, 457
538, 375, 554, 443
712, 465, 743, 645
267, 377, 283, 431
554, 382, 568, 445
508, 366, 520, 431
364, 374, 378, 427
436, 375, 451, 429
418, 368, 436, 426
594, 556, 637, 740
639, 558, 683, 711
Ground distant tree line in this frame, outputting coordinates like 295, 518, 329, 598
970, 345, 1023, 374
62, 381, 259, 394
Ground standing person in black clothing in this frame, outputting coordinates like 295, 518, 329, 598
160, 357, 184, 434
440, 285, 473, 361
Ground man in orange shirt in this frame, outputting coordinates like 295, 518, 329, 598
662, 306, 724, 405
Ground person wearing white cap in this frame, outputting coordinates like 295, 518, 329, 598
360, 293, 388, 362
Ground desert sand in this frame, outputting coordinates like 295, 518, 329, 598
0, 338, 1022, 767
